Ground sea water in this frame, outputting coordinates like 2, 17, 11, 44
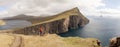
59, 16, 120, 46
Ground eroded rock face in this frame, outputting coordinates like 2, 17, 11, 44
110, 37, 120, 47
13, 7, 89, 35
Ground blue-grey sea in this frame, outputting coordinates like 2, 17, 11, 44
59, 16, 120, 46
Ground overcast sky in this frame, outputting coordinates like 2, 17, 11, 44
0, 0, 120, 18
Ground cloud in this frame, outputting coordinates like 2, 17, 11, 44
76, 0, 120, 18
75, 0, 105, 8
99, 8, 120, 14
98, 8, 120, 18
74, 0, 105, 16
0, 0, 119, 19
0, 0, 77, 18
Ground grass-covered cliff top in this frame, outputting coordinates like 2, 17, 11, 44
0, 34, 100, 47
32, 7, 80, 25
0, 20, 6, 26
25, 7, 88, 28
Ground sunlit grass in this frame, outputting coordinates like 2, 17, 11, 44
0, 34, 101, 47
63, 37, 101, 47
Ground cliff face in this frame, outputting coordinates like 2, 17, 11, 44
110, 37, 120, 47
13, 7, 89, 35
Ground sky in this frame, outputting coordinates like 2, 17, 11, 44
0, 0, 120, 18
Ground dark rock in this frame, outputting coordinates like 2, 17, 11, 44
97, 40, 101, 46
110, 37, 120, 47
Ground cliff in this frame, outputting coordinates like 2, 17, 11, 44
0, 20, 6, 26
0, 33, 101, 47
13, 7, 89, 35
110, 37, 120, 47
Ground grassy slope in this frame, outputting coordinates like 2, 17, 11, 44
0, 33, 100, 47
63, 37, 100, 47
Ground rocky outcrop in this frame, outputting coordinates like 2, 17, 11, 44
0, 33, 101, 47
110, 37, 120, 47
13, 7, 89, 35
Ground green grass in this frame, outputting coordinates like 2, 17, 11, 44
63, 37, 101, 47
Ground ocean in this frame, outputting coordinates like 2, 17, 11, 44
59, 16, 120, 46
